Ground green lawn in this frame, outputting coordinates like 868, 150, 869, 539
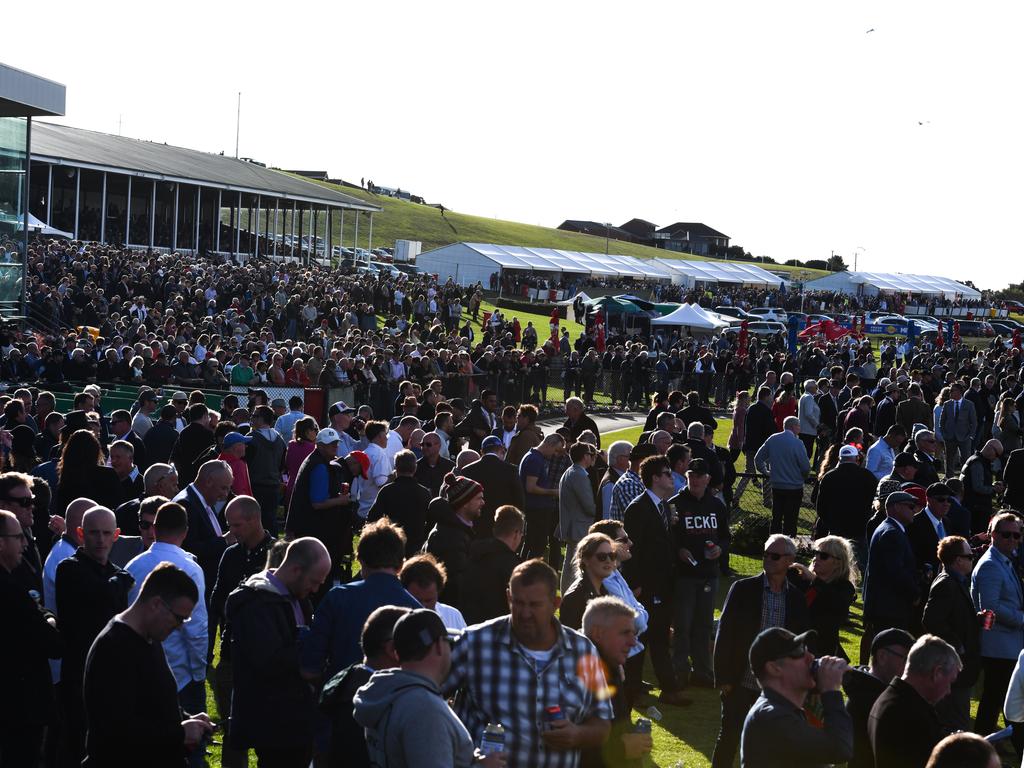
264, 176, 826, 280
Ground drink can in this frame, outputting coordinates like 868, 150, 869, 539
705, 540, 715, 551
983, 609, 995, 630
544, 705, 564, 729
644, 705, 663, 722
340, 482, 350, 495
634, 717, 652, 734
479, 723, 505, 755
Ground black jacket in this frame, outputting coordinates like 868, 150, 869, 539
143, 420, 179, 466
320, 662, 375, 768
55, 550, 133, 689
814, 462, 878, 541
0, 566, 61, 725
414, 456, 455, 498
621, 492, 674, 604
922, 571, 982, 689
743, 400, 775, 453
842, 666, 888, 768
424, 507, 473, 609
210, 533, 275, 652
171, 422, 215, 487
461, 537, 520, 625
461, 454, 526, 539
56, 465, 124, 518
1004, 447, 1024, 510
908, 511, 943, 575
676, 404, 717, 432
564, 413, 602, 448
559, 577, 605, 630
788, 572, 855, 657
867, 677, 946, 768
177, 485, 227, 599
714, 575, 809, 689
670, 488, 730, 579
246, 429, 286, 487
367, 476, 432, 555
226, 571, 315, 749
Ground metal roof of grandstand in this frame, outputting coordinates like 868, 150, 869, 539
651, 257, 784, 287
29, 121, 379, 211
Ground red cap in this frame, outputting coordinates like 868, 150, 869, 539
348, 450, 370, 478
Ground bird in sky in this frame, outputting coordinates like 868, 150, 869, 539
866, 28, 875, 33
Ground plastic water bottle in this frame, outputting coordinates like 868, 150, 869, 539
480, 723, 505, 755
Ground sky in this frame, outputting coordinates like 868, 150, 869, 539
8, 1, 1023, 288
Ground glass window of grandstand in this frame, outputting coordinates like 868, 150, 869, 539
0, 118, 28, 306
77, 170, 103, 241
105, 174, 128, 245
50, 166, 77, 235
128, 177, 152, 246
153, 181, 174, 249
176, 184, 197, 252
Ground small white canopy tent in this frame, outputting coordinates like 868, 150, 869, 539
21, 212, 73, 239
651, 303, 730, 330
803, 270, 980, 300
556, 291, 592, 306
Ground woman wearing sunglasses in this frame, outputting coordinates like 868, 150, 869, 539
788, 535, 858, 658
559, 533, 616, 630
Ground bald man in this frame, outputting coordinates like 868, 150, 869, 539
226, 537, 331, 765
55, 505, 136, 764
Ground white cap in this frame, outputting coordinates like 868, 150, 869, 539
316, 428, 341, 445
839, 445, 860, 459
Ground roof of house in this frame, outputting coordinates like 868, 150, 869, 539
619, 218, 658, 232
29, 122, 379, 211
557, 220, 634, 239
656, 222, 729, 239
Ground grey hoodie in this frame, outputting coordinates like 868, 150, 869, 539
353, 668, 476, 768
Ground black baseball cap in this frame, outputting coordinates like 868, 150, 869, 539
894, 453, 918, 469
927, 482, 952, 499
870, 628, 914, 657
687, 458, 710, 476
392, 609, 460, 661
749, 627, 817, 675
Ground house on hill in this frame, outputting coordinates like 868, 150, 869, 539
618, 218, 658, 246
557, 220, 635, 242
654, 222, 730, 256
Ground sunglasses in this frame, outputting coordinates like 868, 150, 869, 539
160, 598, 192, 626
764, 551, 792, 561
3, 496, 34, 508
593, 551, 618, 563
998, 531, 1023, 540
138, 519, 153, 531
812, 550, 833, 560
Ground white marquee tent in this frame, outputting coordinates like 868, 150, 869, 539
651, 258, 784, 288
803, 270, 980, 300
416, 242, 676, 286
651, 303, 730, 330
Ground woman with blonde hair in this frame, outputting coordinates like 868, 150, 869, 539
788, 535, 858, 657
559, 532, 616, 629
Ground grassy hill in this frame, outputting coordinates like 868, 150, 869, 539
291, 178, 827, 279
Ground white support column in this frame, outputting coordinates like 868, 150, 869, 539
46, 165, 52, 226
216, 190, 222, 252
367, 212, 373, 252
172, 184, 179, 251
327, 209, 333, 264
194, 187, 201, 254
290, 201, 297, 258
338, 210, 344, 256
73, 169, 80, 239
125, 176, 132, 246
273, 200, 279, 257
99, 172, 107, 243
149, 181, 156, 249
254, 195, 261, 258
353, 212, 360, 258
235, 192, 242, 255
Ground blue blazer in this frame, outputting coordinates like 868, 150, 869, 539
863, 517, 920, 624
971, 547, 1024, 659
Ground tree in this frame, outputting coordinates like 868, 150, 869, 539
804, 259, 828, 271
825, 254, 848, 272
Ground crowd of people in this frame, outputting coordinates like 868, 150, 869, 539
3, 236, 1024, 768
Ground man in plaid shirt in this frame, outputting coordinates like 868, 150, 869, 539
443, 559, 613, 768
608, 444, 657, 521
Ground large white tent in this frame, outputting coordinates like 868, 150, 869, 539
651, 258, 784, 288
416, 242, 676, 286
803, 270, 979, 300
651, 303, 730, 330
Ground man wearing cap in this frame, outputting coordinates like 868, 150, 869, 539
712, 534, 808, 768
170, 390, 190, 431
740, 627, 852, 768
425, 474, 484, 609
463, 435, 526, 541
328, 402, 359, 456
354, 609, 487, 768
814, 444, 878, 552
285, 429, 360, 588
843, 628, 915, 768
861, 491, 921, 664
670, 458, 730, 690
218, 431, 254, 497
909, 483, 957, 577
874, 452, 919, 506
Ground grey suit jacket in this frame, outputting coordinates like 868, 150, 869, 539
558, 464, 597, 541
940, 398, 977, 443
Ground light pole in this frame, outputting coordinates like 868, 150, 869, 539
604, 222, 612, 256
854, 246, 865, 272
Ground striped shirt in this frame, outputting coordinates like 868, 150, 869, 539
608, 470, 645, 522
443, 616, 613, 768
742, 574, 788, 691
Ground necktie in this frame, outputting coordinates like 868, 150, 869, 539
954, 401, 960, 421
658, 501, 671, 530
936, 520, 946, 539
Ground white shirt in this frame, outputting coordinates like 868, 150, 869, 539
435, 602, 467, 631
385, 430, 406, 463
125, 542, 208, 690
357, 442, 393, 519
131, 411, 153, 438
43, 537, 77, 612
865, 438, 896, 480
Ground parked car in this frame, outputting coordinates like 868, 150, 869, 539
746, 307, 788, 323
905, 313, 942, 326
371, 262, 402, 278
953, 319, 995, 337
1003, 300, 1024, 313
990, 321, 1021, 336
714, 306, 755, 320
746, 321, 787, 337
